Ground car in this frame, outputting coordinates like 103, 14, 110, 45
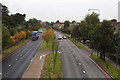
63, 35, 67, 39
58, 35, 62, 40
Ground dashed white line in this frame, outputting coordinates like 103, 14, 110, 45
83, 71, 86, 73
0, 73, 2, 75
79, 63, 82, 66
9, 64, 11, 67
16, 59, 18, 61
76, 57, 77, 59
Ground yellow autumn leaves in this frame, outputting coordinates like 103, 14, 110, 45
10, 31, 27, 45
42, 28, 54, 47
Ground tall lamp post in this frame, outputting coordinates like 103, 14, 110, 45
88, 9, 100, 20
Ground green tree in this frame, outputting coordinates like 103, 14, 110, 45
2, 24, 11, 48
78, 12, 100, 41
64, 20, 70, 33
56, 20, 59, 23
25, 18, 41, 31
90, 20, 114, 61
9, 27, 18, 36
10, 13, 26, 27
2, 4, 10, 27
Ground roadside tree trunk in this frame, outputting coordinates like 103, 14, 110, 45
100, 52, 102, 59
103, 53, 105, 61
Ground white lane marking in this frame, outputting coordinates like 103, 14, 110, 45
40, 56, 42, 60
9, 64, 11, 67
76, 57, 77, 59
16, 59, 18, 61
79, 63, 82, 66
0, 73, 2, 75
83, 71, 86, 73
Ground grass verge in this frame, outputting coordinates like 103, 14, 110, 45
90, 55, 120, 80
40, 33, 58, 51
41, 53, 63, 78
41, 28, 47, 32
68, 37, 88, 50
1, 39, 30, 59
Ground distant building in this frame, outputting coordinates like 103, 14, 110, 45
118, 1, 120, 22
54, 23, 64, 29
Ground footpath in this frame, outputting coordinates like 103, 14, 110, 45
77, 40, 120, 70
22, 51, 51, 79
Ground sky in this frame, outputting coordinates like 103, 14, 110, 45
1, 0, 120, 22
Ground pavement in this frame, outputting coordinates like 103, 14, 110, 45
2, 33, 43, 79
55, 31, 109, 79
77, 40, 120, 70
22, 52, 47, 79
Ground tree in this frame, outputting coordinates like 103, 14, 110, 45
10, 13, 26, 27
2, 4, 10, 27
10, 36, 16, 45
78, 12, 100, 41
27, 30, 32, 38
25, 18, 41, 31
42, 31, 52, 47
14, 32, 19, 42
72, 25, 81, 40
90, 20, 114, 61
56, 20, 59, 23
64, 20, 70, 33
85, 12, 99, 26
9, 27, 18, 36
2, 24, 11, 48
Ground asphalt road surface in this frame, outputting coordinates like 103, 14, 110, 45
2, 33, 43, 79
55, 32, 108, 79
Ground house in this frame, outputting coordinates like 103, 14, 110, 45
54, 23, 64, 29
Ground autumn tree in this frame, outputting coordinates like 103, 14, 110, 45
42, 28, 53, 47
27, 30, 32, 38
10, 36, 15, 45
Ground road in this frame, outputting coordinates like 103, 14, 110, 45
2, 33, 43, 79
55, 32, 108, 79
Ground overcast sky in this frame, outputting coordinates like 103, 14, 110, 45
1, 0, 120, 22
